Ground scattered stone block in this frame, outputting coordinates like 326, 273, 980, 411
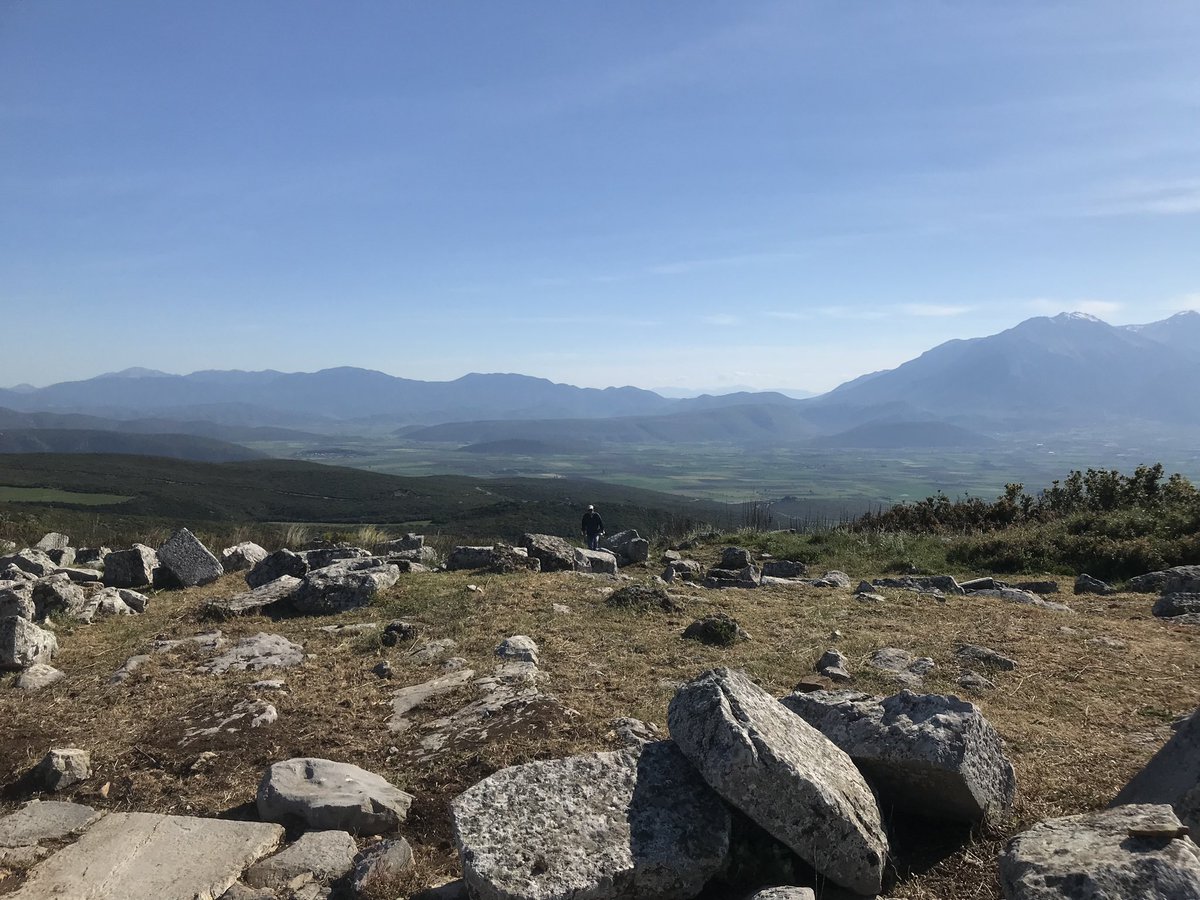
451, 741, 730, 900
247, 549, 309, 589
446, 546, 495, 571
999, 804, 1200, 899
16, 663, 64, 691
781, 689, 1016, 823
0, 800, 100, 848
244, 830, 357, 891
518, 533, 576, 572
573, 547, 619, 575
35, 533, 71, 552
221, 542, 269, 573
350, 838, 415, 895
291, 563, 399, 615
816, 648, 853, 683
704, 565, 761, 589
668, 668, 888, 895
0, 616, 58, 670
761, 559, 807, 579
748, 889, 816, 900
0, 585, 34, 621
257, 758, 413, 835
157, 528, 224, 587
0, 549, 57, 578
1074, 573, 1116, 595
34, 748, 91, 792
1154, 593, 1200, 618
6, 811, 284, 900
868, 647, 935, 687
74, 547, 110, 569
32, 574, 86, 619
205, 576, 301, 620
957, 644, 1017, 670
103, 544, 158, 588
601, 529, 650, 565
52, 566, 102, 584
495, 635, 538, 664
389, 669, 476, 733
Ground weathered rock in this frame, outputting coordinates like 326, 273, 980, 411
201, 633, 304, 674
683, 613, 749, 646
664, 559, 703, 582
451, 740, 731, 900
1013, 580, 1060, 594
350, 837, 415, 894
34, 748, 91, 791
972, 587, 1074, 612
0, 539, 14, 555
244, 830, 357, 891
156, 528, 224, 587
602, 529, 650, 565
103, 544, 159, 588
959, 576, 999, 591
0, 584, 34, 621
1154, 593, 1200, 618
47, 547, 76, 566
781, 689, 1016, 823
719, 547, 753, 569
35, 532, 71, 552
875, 574, 964, 595
816, 649, 853, 683
606, 582, 681, 612
496, 635, 539, 664
573, 547, 619, 575
32, 574, 86, 619
1074, 573, 1116, 596
747, 889, 816, 900
0, 799, 100, 848
668, 668, 888, 895
302, 547, 371, 570
205, 576, 302, 619
0, 549, 57, 578
221, 541, 269, 573
486, 543, 541, 574
1126, 566, 1197, 593
958, 670, 996, 691
74, 546, 110, 569
1112, 707, 1200, 832
389, 669, 476, 732
446, 546, 495, 571
999, 803, 1200, 899
52, 566, 102, 584
73, 587, 141, 623
257, 758, 413, 834
1165, 567, 1200, 594
518, 533, 577, 572
181, 699, 278, 745
16, 663, 65, 691
608, 717, 662, 747
379, 534, 424, 553
7, 811, 284, 900
218, 885, 278, 900
761, 559, 807, 579
704, 565, 761, 589
247, 549, 309, 589
868, 647, 935, 687
0, 616, 58, 669
812, 570, 852, 589
291, 564, 399, 615
957, 644, 1017, 671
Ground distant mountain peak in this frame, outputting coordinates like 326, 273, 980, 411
1051, 311, 1106, 324
97, 367, 174, 379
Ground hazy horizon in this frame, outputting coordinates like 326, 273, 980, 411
3, 3, 1198, 391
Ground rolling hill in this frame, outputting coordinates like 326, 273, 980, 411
0, 429, 266, 463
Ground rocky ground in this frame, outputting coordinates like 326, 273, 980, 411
2, 530, 1200, 899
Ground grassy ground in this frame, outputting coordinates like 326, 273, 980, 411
1, 544, 1198, 899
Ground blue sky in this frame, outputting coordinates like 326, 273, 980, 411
2, 2, 1198, 392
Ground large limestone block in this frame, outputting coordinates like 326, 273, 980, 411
201, 633, 304, 674
0, 584, 34, 620
446, 546, 495, 571
781, 689, 1016, 823
0, 549, 57, 577
103, 544, 158, 588
1112, 707, 1200, 831
573, 547, 618, 575
246, 549, 309, 589
35, 532, 71, 552
157, 528, 224, 587
7, 811, 284, 900
999, 804, 1200, 899
205, 575, 301, 619
258, 758, 413, 835
602, 529, 650, 565
451, 740, 730, 900
0, 616, 58, 670
519, 534, 576, 572
16, 663, 65, 691
668, 668, 887, 896
291, 563, 399, 614
33, 574, 86, 618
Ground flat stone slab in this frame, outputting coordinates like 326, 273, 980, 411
258, 758, 413, 835
389, 669, 476, 733
244, 830, 357, 890
452, 740, 730, 900
781, 689, 1016, 823
668, 668, 887, 895
205, 576, 301, 620
999, 803, 1200, 899
0, 800, 101, 848
201, 633, 304, 674
7, 811, 283, 900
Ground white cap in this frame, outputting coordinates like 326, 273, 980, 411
587, 505, 594, 510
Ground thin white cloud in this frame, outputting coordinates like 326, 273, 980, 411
900, 303, 972, 317
1091, 178, 1200, 217
817, 305, 889, 321
765, 311, 805, 321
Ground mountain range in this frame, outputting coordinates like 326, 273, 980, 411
3, 311, 1199, 452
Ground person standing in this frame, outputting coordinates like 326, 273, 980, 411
581, 504, 604, 551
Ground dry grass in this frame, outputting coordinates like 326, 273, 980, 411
2, 555, 1198, 899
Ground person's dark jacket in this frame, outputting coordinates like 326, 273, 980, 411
581, 510, 604, 536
